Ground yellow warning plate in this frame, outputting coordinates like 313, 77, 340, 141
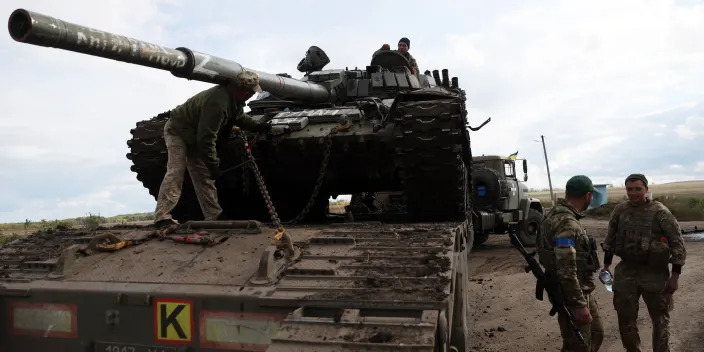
153, 298, 193, 344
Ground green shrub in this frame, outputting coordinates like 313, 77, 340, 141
54, 220, 74, 230
0, 234, 21, 246
37, 219, 74, 232
587, 198, 704, 221
79, 212, 107, 230
660, 198, 704, 221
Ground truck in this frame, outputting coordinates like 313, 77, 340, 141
471, 155, 544, 246
1, 8, 486, 351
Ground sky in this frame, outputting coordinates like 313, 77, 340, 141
0, 0, 703, 222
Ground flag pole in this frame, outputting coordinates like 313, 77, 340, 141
540, 135, 555, 206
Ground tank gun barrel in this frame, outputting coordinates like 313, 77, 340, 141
8, 9, 330, 102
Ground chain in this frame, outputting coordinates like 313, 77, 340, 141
237, 132, 284, 232
241, 155, 251, 196
283, 131, 334, 225
236, 126, 337, 228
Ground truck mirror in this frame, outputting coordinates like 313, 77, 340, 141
523, 159, 527, 173
524, 174, 528, 182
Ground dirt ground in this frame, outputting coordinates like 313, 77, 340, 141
467, 218, 704, 352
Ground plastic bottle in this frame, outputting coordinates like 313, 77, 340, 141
599, 269, 613, 292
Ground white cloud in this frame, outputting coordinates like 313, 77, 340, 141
421, 0, 704, 192
552, 135, 625, 171
2, 186, 148, 222
445, 34, 486, 67
0, 145, 49, 160
696, 161, 704, 173
0, 169, 152, 222
647, 174, 702, 185
675, 115, 704, 139
1, 0, 703, 222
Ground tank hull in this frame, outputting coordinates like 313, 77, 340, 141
127, 89, 472, 223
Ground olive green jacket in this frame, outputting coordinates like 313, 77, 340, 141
168, 82, 258, 173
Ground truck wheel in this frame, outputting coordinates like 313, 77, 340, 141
517, 208, 542, 247
473, 231, 489, 247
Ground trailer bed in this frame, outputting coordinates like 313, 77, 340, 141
0, 220, 471, 351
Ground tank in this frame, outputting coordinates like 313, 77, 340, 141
3, 8, 478, 352
8, 8, 473, 224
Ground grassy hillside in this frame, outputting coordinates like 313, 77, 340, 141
0, 212, 155, 242
529, 180, 704, 221
529, 180, 704, 203
3, 180, 701, 243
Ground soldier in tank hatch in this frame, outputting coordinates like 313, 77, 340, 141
397, 37, 419, 74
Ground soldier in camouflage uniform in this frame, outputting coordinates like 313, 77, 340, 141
154, 71, 270, 227
397, 37, 419, 74
602, 174, 686, 352
538, 175, 604, 351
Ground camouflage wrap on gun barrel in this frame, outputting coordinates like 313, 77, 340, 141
8, 8, 331, 102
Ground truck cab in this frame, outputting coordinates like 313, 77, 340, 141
471, 155, 543, 246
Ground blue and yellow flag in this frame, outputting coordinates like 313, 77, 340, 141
508, 150, 518, 160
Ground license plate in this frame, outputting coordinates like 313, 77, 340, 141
95, 342, 176, 352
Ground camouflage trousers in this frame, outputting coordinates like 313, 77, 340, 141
154, 119, 222, 222
558, 293, 604, 352
613, 263, 673, 352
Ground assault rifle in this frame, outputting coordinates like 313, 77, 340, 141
508, 231, 585, 344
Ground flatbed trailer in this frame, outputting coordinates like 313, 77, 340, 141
0, 220, 472, 351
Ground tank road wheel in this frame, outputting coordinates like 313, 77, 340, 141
516, 208, 543, 247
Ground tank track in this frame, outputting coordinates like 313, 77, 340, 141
392, 90, 472, 222
126, 113, 211, 221
126, 113, 321, 223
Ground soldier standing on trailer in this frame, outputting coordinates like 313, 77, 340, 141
154, 71, 270, 227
